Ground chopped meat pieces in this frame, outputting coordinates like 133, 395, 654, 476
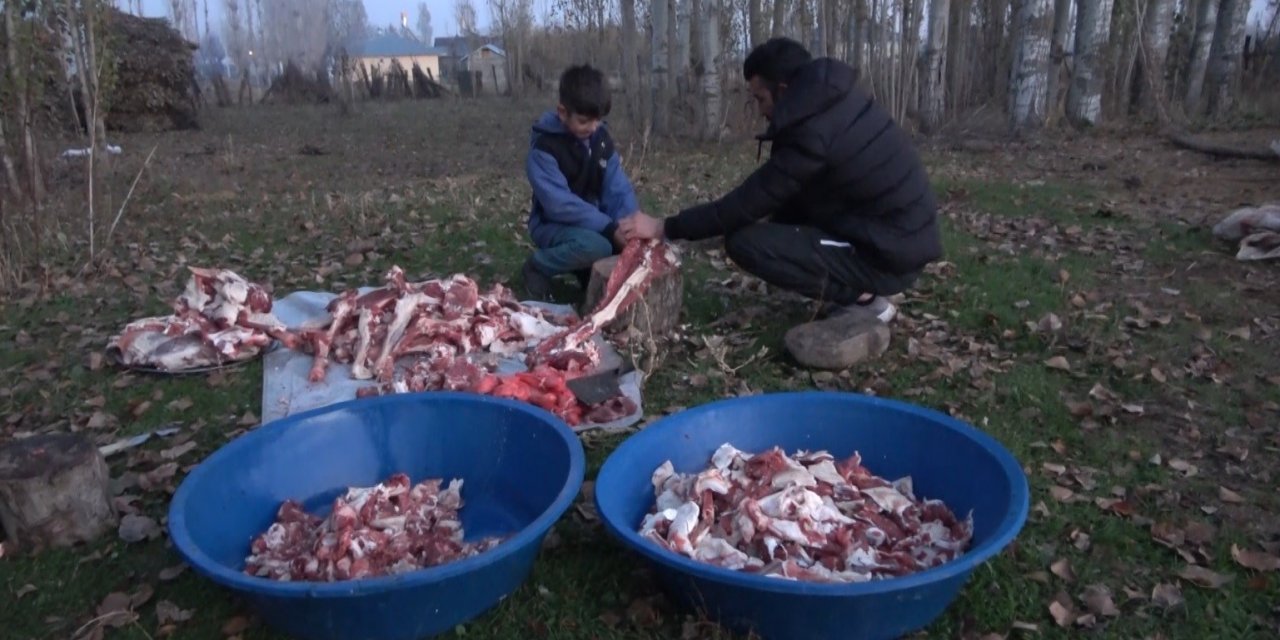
638, 444, 974, 583
107, 267, 297, 371
244, 473, 505, 582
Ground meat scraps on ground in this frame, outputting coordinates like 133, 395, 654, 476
106, 267, 298, 372
638, 444, 974, 583
244, 473, 504, 582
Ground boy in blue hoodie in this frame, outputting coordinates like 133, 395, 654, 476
522, 64, 642, 301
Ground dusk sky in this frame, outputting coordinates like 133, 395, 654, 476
138, 0, 1272, 42
138, 0, 492, 40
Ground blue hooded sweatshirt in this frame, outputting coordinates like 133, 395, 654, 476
526, 110, 639, 249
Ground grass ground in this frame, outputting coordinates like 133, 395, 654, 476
1, 98, 1278, 640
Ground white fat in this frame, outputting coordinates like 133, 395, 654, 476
262, 523, 287, 550
862, 486, 914, 517
807, 460, 845, 487
711, 444, 747, 470
693, 469, 731, 495
765, 519, 811, 546
892, 476, 915, 500
846, 546, 885, 570
370, 515, 406, 533
508, 311, 562, 342
655, 487, 687, 512
692, 537, 753, 570
650, 461, 675, 494
770, 466, 817, 489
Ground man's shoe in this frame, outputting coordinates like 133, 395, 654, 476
521, 257, 553, 302
824, 295, 898, 324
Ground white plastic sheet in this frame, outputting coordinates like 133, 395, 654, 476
260, 289, 643, 433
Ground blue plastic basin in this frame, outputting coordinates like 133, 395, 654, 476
595, 391, 1029, 640
168, 392, 585, 640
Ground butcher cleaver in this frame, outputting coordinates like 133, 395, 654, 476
566, 361, 636, 405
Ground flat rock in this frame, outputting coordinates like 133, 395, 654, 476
784, 315, 891, 370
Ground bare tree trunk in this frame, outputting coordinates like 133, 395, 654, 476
1204, 0, 1249, 116
1044, 0, 1073, 124
1, 3, 25, 203
620, 0, 639, 123
749, 0, 765, 47
1008, 0, 1053, 131
1066, 0, 1114, 126
919, 0, 951, 133
651, 0, 672, 134
1183, 0, 1217, 112
772, 0, 789, 37
853, 0, 870, 73
700, 0, 722, 139
1133, 0, 1175, 117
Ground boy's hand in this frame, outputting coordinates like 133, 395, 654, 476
611, 227, 627, 249
620, 212, 664, 240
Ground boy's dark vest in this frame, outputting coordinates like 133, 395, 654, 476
534, 130, 615, 205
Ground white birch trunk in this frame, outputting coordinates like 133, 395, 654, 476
772, 0, 789, 37
749, 0, 764, 47
1204, 0, 1249, 115
1045, 0, 1073, 122
1183, 0, 1218, 112
1008, 0, 1053, 131
620, 0, 638, 122
919, 0, 951, 133
1065, 0, 1114, 126
700, 0, 722, 139
677, 0, 692, 82
1135, 0, 1175, 115
651, 0, 671, 134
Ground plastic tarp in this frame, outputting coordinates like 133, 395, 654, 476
260, 289, 643, 433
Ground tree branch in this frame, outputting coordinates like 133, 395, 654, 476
1168, 131, 1280, 162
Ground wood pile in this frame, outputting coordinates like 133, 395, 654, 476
261, 61, 334, 105
97, 7, 199, 133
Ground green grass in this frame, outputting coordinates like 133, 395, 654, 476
2, 103, 1277, 640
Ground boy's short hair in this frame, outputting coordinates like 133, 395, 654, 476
743, 38, 812, 91
559, 65, 611, 119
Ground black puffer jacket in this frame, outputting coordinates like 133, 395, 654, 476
663, 57, 942, 276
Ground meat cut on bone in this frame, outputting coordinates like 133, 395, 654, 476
107, 267, 295, 371
529, 238, 680, 370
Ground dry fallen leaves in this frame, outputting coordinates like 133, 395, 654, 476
1045, 355, 1071, 372
155, 600, 194, 626
1151, 583, 1184, 608
1051, 558, 1077, 583
158, 563, 188, 581
1218, 486, 1245, 503
118, 514, 162, 543
1231, 544, 1280, 572
1176, 565, 1233, 589
1081, 584, 1120, 617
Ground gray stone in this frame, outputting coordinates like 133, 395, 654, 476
784, 315, 892, 370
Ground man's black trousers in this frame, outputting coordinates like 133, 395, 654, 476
724, 223, 919, 306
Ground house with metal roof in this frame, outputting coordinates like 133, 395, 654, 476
351, 32, 449, 81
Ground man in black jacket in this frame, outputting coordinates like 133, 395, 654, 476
621, 38, 941, 328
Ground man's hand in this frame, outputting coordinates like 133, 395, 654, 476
611, 226, 627, 250
619, 212, 665, 241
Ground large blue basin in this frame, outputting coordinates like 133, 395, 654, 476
595, 391, 1029, 640
168, 392, 585, 640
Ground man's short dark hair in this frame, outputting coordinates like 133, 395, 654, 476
743, 38, 812, 90
559, 64, 611, 119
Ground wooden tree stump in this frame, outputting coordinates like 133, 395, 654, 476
0, 433, 117, 553
582, 254, 684, 338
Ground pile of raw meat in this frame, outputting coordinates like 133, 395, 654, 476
639, 444, 974, 584
107, 267, 298, 372
294, 265, 571, 384
306, 239, 679, 426
244, 473, 505, 582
